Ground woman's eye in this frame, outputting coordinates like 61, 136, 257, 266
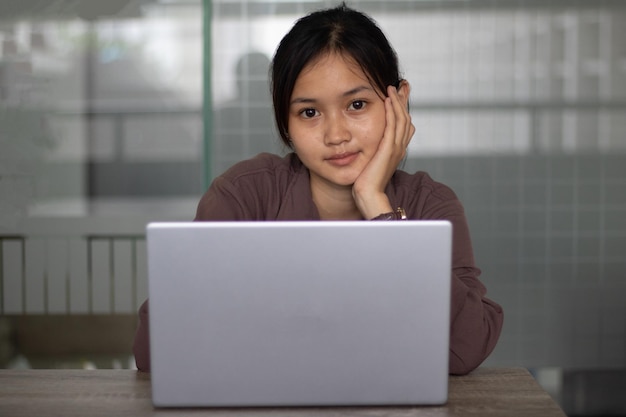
301, 108, 318, 118
349, 100, 366, 110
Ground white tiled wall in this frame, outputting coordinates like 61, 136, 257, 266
407, 153, 626, 368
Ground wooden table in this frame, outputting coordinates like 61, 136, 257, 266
0, 367, 565, 416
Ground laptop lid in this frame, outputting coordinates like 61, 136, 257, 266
147, 221, 452, 407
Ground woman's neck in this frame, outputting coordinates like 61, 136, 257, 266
310, 177, 363, 221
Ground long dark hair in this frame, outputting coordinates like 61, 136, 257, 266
270, 3, 401, 148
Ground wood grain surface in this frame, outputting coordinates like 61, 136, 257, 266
0, 367, 566, 417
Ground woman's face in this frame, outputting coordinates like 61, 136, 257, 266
287, 52, 387, 190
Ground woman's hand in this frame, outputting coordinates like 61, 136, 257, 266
352, 82, 415, 219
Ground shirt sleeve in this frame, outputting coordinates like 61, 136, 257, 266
417, 184, 504, 375
445, 201, 503, 374
194, 176, 255, 220
132, 178, 244, 372
194, 154, 292, 221
132, 299, 151, 372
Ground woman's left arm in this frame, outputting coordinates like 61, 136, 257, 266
412, 193, 503, 375
423, 197, 503, 375
449, 262, 504, 375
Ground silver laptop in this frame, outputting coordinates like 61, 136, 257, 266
147, 221, 452, 407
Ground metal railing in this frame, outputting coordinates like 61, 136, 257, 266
0, 219, 148, 316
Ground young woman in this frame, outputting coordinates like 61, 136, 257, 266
133, 3, 503, 375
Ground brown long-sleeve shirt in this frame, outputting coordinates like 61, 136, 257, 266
133, 152, 503, 375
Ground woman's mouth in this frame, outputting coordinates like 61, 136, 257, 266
326, 152, 359, 167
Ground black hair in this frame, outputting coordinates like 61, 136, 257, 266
270, 3, 401, 148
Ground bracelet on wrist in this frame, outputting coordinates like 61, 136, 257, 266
370, 207, 407, 221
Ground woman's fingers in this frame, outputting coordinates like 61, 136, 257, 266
393, 85, 414, 142
386, 85, 414, 157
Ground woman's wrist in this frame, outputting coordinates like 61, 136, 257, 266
353, 191, 392, 220
370, 207, 407, 221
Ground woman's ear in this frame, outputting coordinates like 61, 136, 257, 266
397, 79, 411, 107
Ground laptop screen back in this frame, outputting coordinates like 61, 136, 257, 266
147, 221, 452, 407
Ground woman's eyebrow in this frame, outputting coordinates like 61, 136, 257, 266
290, 97, 316, 105
342, 85, 373, 97
290, 85, 374, 106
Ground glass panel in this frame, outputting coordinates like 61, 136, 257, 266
0, 1, 203, 369
0, 0, 203, 225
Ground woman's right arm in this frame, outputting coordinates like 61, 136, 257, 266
132, 299, 151, 371
132, 176, 251, 372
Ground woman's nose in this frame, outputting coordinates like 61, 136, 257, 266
324, 114, 351, 145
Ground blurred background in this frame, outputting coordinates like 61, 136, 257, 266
1, 0, 625, 415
